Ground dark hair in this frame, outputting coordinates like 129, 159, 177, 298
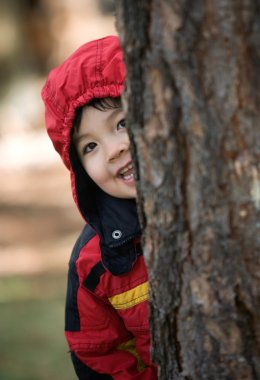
73, 97, 122, 132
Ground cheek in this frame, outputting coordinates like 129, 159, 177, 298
84, 159, 108, 186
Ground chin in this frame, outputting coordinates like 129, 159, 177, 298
112, 189, 137, 199
104, 185, 137, 199
124, 190, 137, 199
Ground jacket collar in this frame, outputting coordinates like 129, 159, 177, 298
96, 194, 141, 275
96, 192, 141, 247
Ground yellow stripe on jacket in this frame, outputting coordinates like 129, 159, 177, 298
108, 282, 149, 309
117, 338, 146, 372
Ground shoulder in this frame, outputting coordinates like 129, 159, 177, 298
69, 225, 101, 282
69, 224, 96, 264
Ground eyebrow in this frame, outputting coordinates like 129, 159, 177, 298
74, 132, 90, 144
74, 107, 124, 144
106, 107, 123, 123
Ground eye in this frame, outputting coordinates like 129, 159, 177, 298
117, 119, 126, 130
83, 142, 97, 154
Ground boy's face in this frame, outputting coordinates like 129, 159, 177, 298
74, 106, 136, 199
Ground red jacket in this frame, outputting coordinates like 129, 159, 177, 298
41, 36, 157, 379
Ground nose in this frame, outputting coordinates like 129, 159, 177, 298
106, 137, 129, 162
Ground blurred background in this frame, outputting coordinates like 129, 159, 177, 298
0, 1, 116, 379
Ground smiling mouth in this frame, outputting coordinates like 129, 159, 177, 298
118, 163, 135, 182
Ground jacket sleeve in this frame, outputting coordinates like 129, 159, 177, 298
71, 351, 112, 379
65, 284, 157, 380
106, 280, 158, 379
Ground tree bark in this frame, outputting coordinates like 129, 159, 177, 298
115, 1, 260, 379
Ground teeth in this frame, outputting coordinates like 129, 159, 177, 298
123, 173, 134, 181
119, 163, 133, 175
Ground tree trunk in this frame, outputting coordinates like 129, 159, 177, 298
115, 1, 260, 379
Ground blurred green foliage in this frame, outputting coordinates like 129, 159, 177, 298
0, 273, 77, 380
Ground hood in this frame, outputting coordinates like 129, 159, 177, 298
41, 36, 141, 264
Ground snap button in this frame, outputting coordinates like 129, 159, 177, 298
112, 230, 122, 239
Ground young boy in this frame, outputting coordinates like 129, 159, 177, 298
41, 36, 158, 379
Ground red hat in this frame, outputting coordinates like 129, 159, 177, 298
41, 36, 126, 170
